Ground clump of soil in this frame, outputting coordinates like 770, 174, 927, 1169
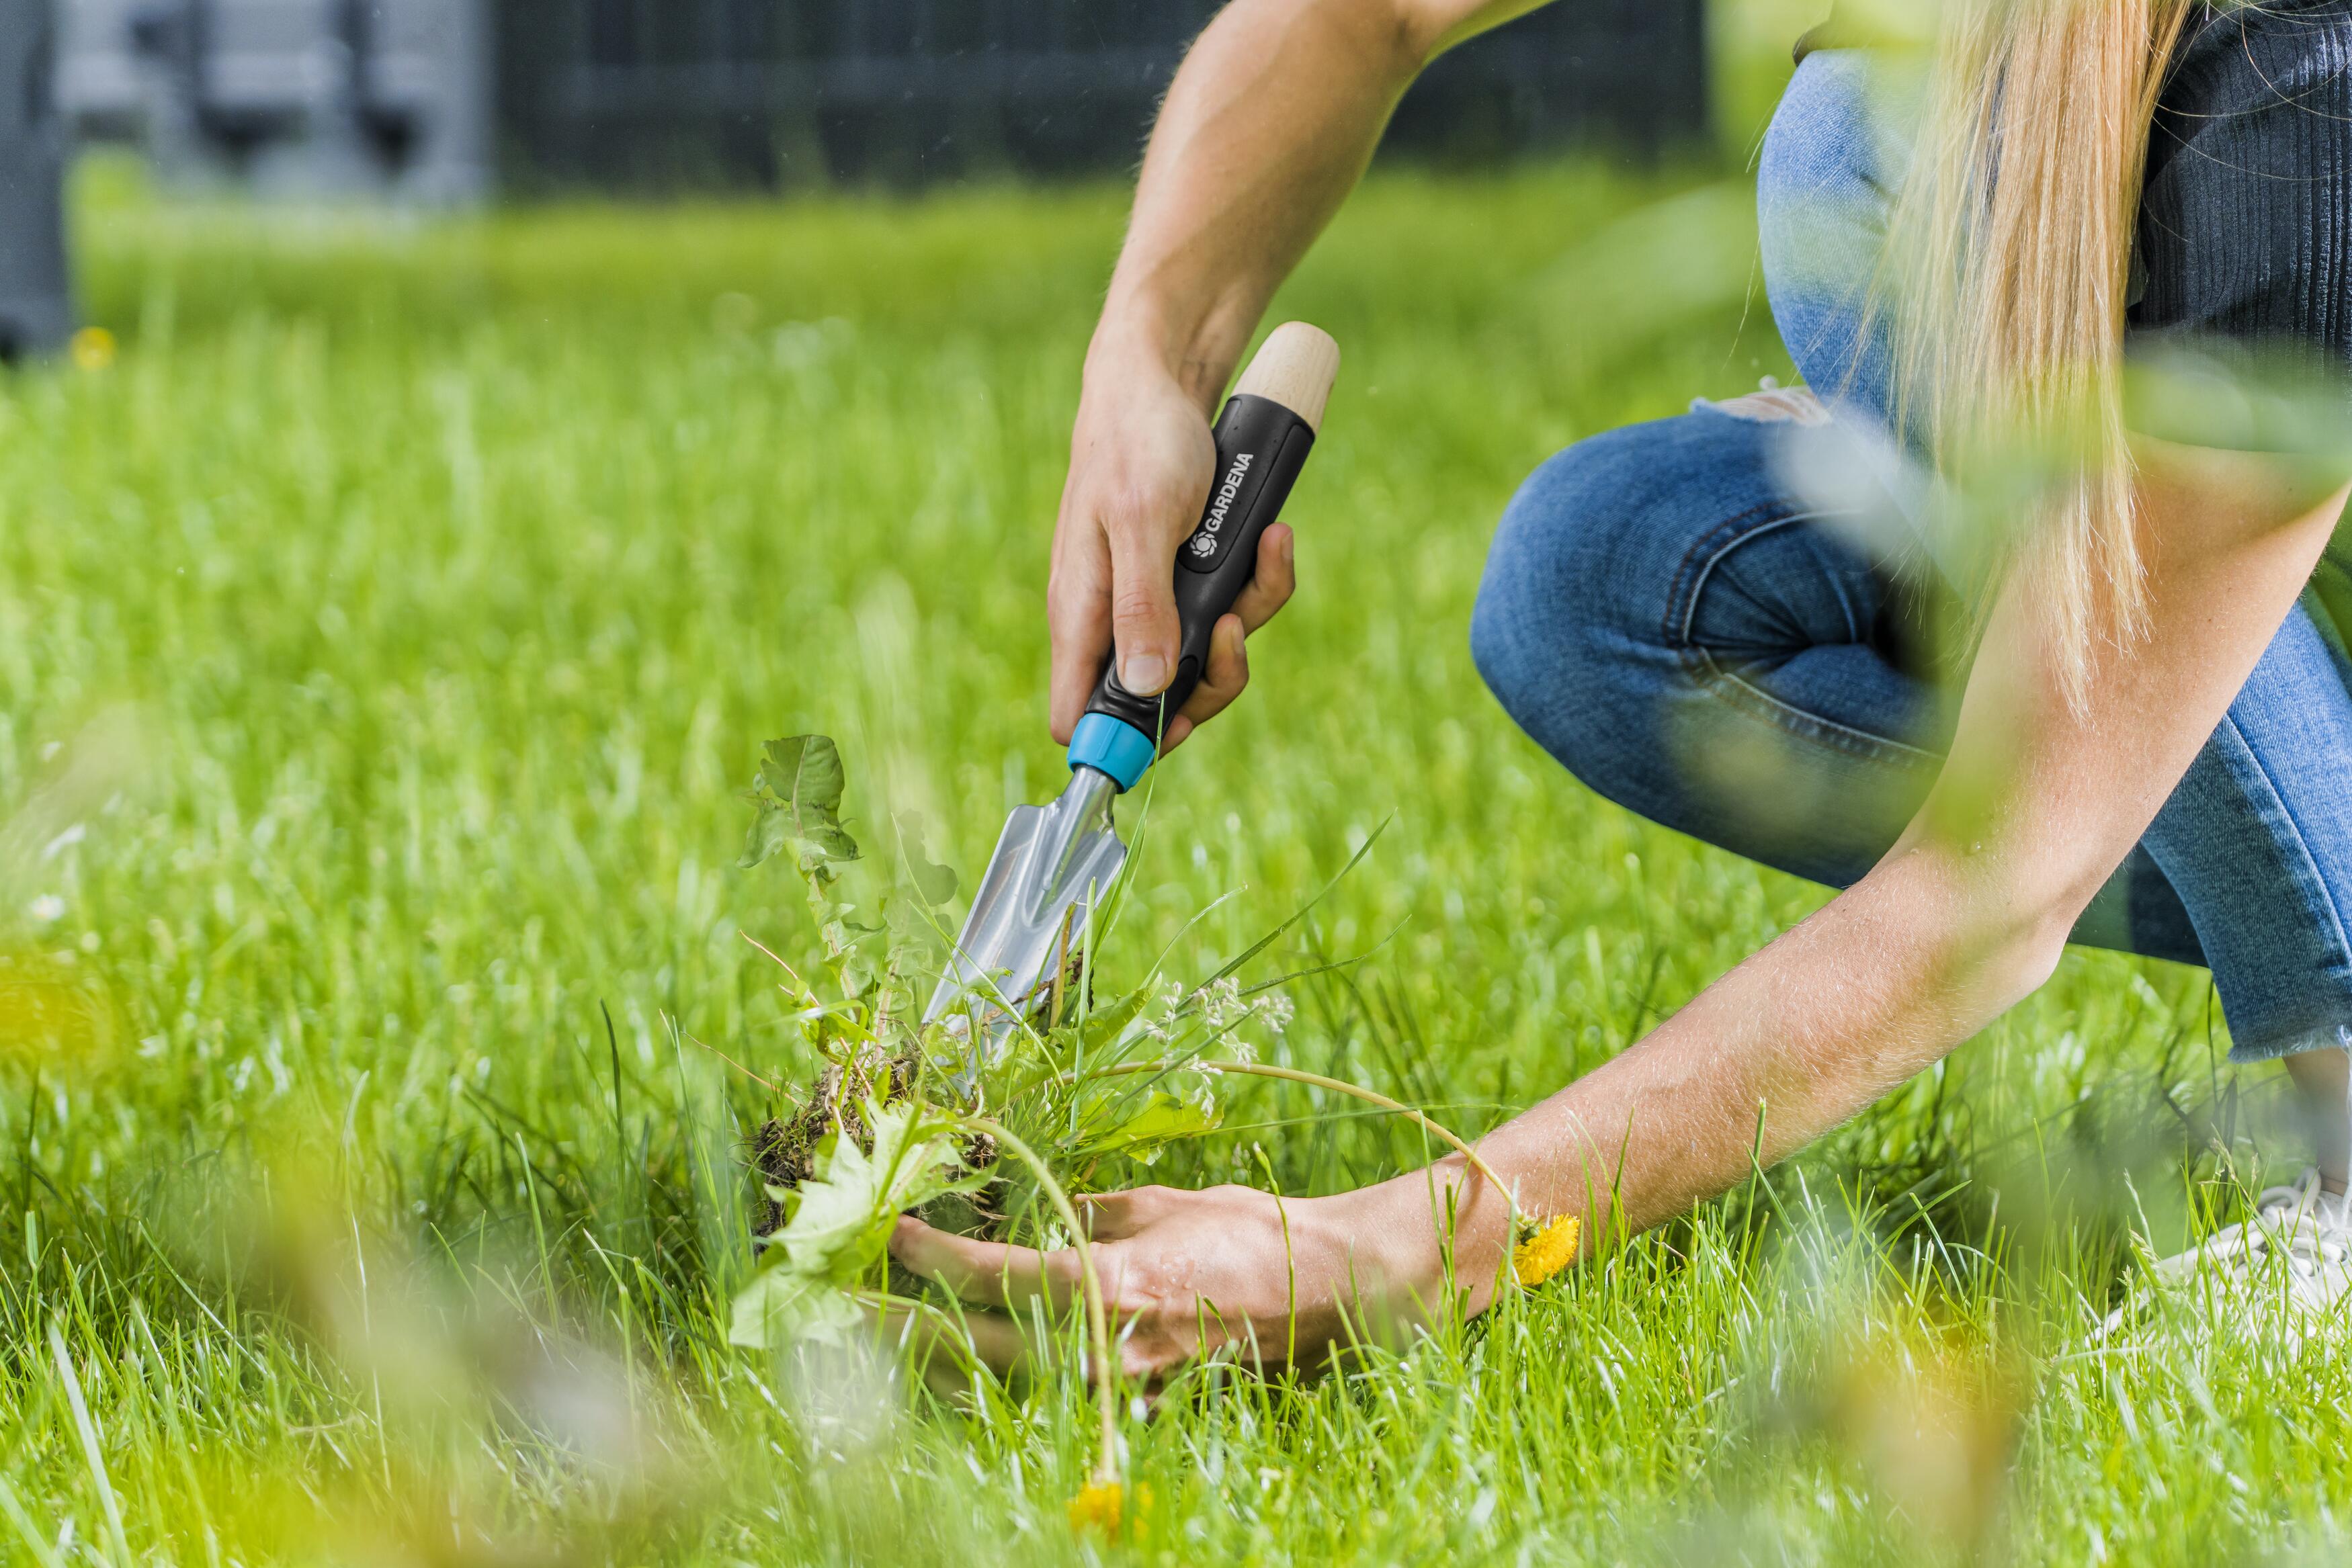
747, 1047, 998, 1242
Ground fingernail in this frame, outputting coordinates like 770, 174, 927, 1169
1122, 653, 1167, 693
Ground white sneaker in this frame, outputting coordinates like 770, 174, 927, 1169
2129, 1168, 2352, 1326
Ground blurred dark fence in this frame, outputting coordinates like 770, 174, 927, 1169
495, 0, 1712, 191
53, 0, 1711, 197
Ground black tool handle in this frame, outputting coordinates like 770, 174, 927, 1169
1083, 322, 1340, 744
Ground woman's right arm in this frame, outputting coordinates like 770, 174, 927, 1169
1048, 0, 1549, 750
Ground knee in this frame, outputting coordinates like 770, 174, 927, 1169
1472, 436, 1607, 711
1472, 425, 1681, 793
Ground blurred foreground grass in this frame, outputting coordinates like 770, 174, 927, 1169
0, 155, 2341, 1565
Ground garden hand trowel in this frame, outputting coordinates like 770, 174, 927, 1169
923, 322, 1341, 1064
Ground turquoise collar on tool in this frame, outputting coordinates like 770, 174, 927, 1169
1068, 711, 1158, 792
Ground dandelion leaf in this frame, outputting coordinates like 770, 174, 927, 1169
1079, 984, 1152, 1052
892, 810, 959, 907
739, 797, 792, 871
728, 1266, 862, 1348
739, 734, 862, 873
771, 1099, 980, 1277
728, 1097, 990, 1348
1079, 1090, 1221, 1165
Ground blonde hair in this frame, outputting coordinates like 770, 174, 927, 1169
1882, 0, 2193, 699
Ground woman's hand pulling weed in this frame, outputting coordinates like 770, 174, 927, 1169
890, 1178, 1473, 1382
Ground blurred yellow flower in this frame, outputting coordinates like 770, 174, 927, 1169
1067, 1478, 1152, 1540
70, 327, 116, 372
1513, 1214, 1581, 1287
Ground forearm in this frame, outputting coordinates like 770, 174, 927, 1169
1089, 0, 1429, 407
1357, 841, 2033, 1302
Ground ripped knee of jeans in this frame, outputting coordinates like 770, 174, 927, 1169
1693, 383, 1831, 427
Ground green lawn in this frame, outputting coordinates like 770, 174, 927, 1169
0, 155, 2339, 1566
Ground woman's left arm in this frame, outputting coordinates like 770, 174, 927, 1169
894, 447, 2352, 1381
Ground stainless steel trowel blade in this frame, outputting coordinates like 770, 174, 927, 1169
923, 765, 1126, 1063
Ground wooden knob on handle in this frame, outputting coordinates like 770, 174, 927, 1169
1232, 322, 1341, 434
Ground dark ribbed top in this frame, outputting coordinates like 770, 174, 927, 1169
1792, 2, 2352, 369
2136, 1, 2352, 369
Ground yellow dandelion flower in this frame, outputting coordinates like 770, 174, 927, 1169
1068, 1479, 1123, 1535
69, 327, 116, 372
1067, 1478, 1153, 1540
1513, 1214, 1581, 1287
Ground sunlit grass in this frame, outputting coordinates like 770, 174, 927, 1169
0, 148, 2337, 1565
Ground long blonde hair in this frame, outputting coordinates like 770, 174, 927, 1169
1884, 0, 2194, 699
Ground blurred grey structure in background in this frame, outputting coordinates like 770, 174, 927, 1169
58, 0, 491, 200
497, 0, 1712, 191
53, 0, 1710, 197
1, 0, 74, 357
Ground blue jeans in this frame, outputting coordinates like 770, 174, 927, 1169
1472, 32, 2352, 1063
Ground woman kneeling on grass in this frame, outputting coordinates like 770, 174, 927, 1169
894, 0, 2352, 1370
